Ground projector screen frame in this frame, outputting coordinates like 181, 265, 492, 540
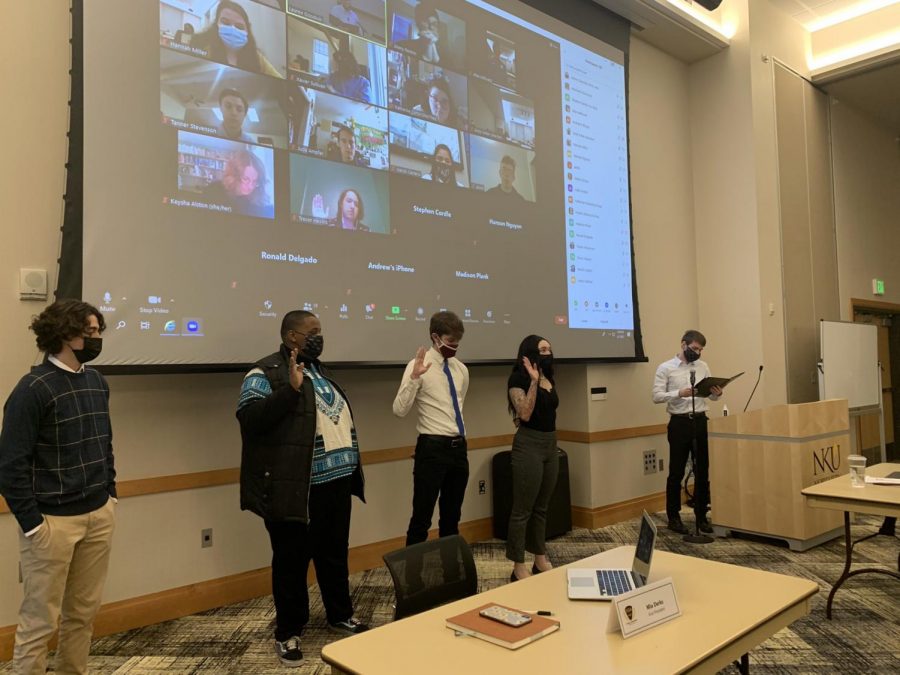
58, 0, 647, 374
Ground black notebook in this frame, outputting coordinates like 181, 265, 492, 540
694, 372, 744, 397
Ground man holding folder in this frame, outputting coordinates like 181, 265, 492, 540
652, 330, 723, 535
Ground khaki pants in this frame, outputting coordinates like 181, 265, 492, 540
13, 497, 115, 675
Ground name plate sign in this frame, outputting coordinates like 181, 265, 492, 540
606, 577, 681, 638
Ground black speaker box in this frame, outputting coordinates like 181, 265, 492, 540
492, 448, 572, 540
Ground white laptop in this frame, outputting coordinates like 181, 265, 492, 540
566, 510, 658, 600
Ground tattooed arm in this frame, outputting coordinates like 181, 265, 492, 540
508, 356, 541, 422
509, 382, 538, 423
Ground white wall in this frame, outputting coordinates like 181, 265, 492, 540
831, 101, 900, 313
748, 0, 812, 407
688, 0, 767, 412
1, 1, 73, 629
580, 37, 697, 504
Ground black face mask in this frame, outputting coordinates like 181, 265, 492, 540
72, 337, 103, 364
301, 334, 324, 360
433, 162, 452, 183
433, 335, 458, 359
539, 354, 554, 372
683, 346, 701, 363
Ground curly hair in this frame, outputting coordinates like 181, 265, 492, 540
30, 300, 105, 355
222, 149, 269, 206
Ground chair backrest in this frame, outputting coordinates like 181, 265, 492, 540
382, 535, 478, 620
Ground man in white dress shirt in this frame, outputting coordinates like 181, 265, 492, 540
652, 330, 722, 534
393, 311, 469, 550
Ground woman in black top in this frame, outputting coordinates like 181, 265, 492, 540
506, 335, 559, 582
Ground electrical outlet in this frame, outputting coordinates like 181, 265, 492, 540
643, 449, 657, 475
478, 480, 486, 495
659, 459, 664, 472
201, 528, 213, 548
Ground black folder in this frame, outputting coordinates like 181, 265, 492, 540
694, 372, 744, 397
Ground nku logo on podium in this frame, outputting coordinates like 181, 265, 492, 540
813, 445, 842, 476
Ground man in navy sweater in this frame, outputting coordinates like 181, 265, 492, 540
0, 300, 117, 675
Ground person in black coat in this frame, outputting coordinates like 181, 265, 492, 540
237, 310, 368, 665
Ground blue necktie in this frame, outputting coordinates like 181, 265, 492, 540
442, 359, 466, 437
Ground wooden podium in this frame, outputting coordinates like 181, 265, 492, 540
708, 399, 850, 551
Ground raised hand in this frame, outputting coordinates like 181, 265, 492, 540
311, 193, 329, 219
523, 356, 540, 382
289, 348, 305, 391
411, 346, 431, 379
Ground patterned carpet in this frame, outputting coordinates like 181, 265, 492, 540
2, 512, 897, 674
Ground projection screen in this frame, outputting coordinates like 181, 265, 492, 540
75, 0, 642, 367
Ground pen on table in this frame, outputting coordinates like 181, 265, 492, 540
521, 609, 554, 616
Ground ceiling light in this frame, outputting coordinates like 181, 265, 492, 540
807, 0, 899, 33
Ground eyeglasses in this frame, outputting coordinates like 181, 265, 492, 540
429, 93, 450, 106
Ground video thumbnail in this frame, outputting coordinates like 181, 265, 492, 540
388, 112, 468, 187
160, 0, 287, 79
175, 130, 276, 218
287, 13, 388, 106
469, 28, 518, 92
387, 50, 467, 129
468, 135, 536, 202
468, 78, 535, 149
161, 48, 288, 148
290, 154, 390, 232
387, 0, 466, 74
288, 0, 387, 45
288, 87, 389, 169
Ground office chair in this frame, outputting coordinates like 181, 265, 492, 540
382, 535, 477, 620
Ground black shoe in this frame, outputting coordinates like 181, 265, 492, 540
531, 564, 541, 575
697, 518, 713, 534
667, 516, 689, 534
510, 569, 531, 582
328, 618, 369, 636
274, 636, 303, 667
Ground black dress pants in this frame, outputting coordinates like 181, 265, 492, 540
264, 475, 353, 641
666, 415, 709, 520
405, 435, 469, 545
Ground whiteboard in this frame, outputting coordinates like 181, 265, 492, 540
818, 320, 879, 409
